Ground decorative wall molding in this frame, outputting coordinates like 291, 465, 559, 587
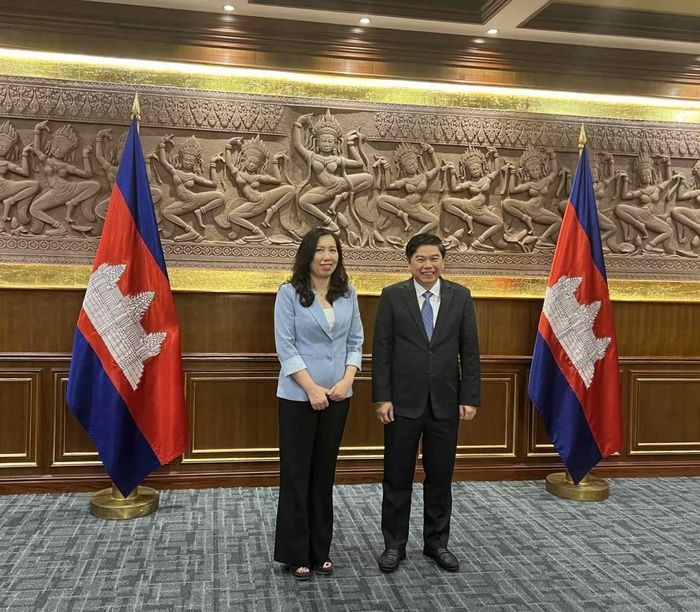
0, 75, 698, 285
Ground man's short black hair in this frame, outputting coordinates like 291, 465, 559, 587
405, 233, 446, 260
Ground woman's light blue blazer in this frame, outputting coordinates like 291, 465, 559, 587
274, 282, 364, 401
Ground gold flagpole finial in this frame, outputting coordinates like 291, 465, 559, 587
578, 123, 587, 150
131, 93, 141, 121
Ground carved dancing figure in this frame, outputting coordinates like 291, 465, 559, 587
28, 121, 101, 236
376, 142, 440, 235
615, 152, 680, 254
0, 121, 39, 232
156, 134, 225, 242
557, 152, 626, 253
441, 145, 506, 251
590, 152, 627, 252
292, 110, 374, 234
92, 128, 124, 233
93, 129, 163, 236
501, 144, 561, 250
222, 136, 295, 243
670, 160, 700, 257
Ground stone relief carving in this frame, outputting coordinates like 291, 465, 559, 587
0, 77, 698, 280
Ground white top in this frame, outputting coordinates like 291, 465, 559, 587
413, 278, 440, 325
323, 307, 335, 330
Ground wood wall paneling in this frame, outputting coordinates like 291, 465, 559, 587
51, 369, 100, 467
0, 0, 698, 98
454, 369, 518, 459
629, 370, 700, 455
183, 367, 280, 464
339, 371, 384, 460
0, 369, 40, 469
0, 289, 699, 492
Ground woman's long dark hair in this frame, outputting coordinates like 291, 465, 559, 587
290, 228, 349, 307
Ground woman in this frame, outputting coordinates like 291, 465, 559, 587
273, 227, 364, 580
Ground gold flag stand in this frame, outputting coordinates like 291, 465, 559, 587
543, 123, 611, 503
545, 471, 609, 502
88, 92, 160, 521
90, 485, 160, 520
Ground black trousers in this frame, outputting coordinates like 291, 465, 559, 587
381, 400, 459, 552
274, 397, 349, 567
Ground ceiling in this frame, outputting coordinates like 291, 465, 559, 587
85, 0, 700, 55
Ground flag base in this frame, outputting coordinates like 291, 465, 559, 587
545, 471, 609, 502
89, 485, 160, 520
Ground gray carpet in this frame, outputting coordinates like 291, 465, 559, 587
1, 478, 700, 611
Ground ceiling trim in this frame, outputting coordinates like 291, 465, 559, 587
0, 0, 698, 100
522, 2, 700, 43
248, 0, 511, 25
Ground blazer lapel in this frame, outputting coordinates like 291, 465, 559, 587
333, 295, 348, 334
309, 297, 334, 340
401, 281, 429, 344
431, 279, 453, 345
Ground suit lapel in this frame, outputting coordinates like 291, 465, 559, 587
309, 297, 334, 340
431, 279, 453, 345
401, 281, 429, 344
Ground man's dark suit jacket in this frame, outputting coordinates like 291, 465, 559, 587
372, 278, 481, 419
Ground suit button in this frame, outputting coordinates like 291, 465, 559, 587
428, 350, 433, 355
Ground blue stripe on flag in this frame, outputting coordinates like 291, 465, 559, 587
568, 145, 607, 280
115, 118, 168, 278
528, 333, 603, 482
66, 329, 161, 496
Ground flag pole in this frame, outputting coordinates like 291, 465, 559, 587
89, 92, 161, 520
544, 122, 610, 503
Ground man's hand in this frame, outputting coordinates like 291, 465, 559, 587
308, 385, 331, 410
460, 405, 477, 421
375, 402, 394, 424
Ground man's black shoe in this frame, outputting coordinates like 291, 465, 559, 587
423, 546, 459, 572
377, 548, 406, 573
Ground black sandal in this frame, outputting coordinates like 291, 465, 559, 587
288, 565, 312, 581
313, 560, 333, 575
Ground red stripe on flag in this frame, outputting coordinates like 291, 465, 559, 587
538, 201, 622, 457
77, 186, 187, 465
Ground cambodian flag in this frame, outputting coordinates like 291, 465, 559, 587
67, 117, 187, 496
528, 143, 622, 483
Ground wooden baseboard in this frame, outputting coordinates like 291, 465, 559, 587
2, 460, 699, 495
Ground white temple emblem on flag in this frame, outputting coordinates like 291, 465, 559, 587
83, 263, 167, 390
543, 275, 611, 388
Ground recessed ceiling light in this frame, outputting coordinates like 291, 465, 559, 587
359, 17, 371, 25
473, 38, 485, 44
487, 28, 498, 35
352, 27, 364, 34
223, 4, 235, 11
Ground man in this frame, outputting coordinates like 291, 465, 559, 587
372, 233, 481, 573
